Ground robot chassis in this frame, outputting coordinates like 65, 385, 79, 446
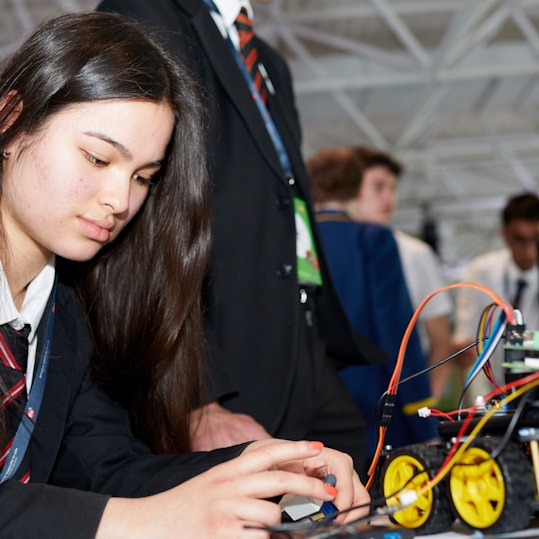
375, 323, 539, 535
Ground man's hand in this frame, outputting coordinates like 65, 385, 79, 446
190, 401, 272, 451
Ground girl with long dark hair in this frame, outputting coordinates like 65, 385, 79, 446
0, 11, 368, 538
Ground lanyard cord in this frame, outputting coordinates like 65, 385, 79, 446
0, 274, 59, 483
203, 0, 294, 180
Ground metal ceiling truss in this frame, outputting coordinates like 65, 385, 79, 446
254, 0, 539, 264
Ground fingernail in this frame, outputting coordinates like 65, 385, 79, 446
324, 483, 338, 496
308, 441, 324, 450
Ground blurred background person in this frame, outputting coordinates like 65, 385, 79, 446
307, 147, 436, 470
349, 146, 454, 405
453, 192, 539, 400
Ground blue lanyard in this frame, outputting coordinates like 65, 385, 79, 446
203, 0, 294, 180
0, 274, 58, 482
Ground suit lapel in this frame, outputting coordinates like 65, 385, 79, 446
181, 0, 288, 181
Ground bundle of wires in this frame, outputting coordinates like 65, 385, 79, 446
365, 282, 516, 491
460, 302, 508, 405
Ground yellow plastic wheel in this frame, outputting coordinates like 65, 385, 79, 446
381, 444, 453, 534
384, 454, 432, 528
449, 446, 504, 529
449, 437, 535, 533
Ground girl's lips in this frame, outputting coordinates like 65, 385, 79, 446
79, 217, 112, 243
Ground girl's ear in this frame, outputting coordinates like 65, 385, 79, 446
0, 90, 23, 134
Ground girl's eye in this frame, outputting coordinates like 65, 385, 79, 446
84, 149, 158, 187
85, 152, 108, 167
133, 173, 155, 187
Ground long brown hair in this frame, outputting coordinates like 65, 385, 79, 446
0, 12, 210, 453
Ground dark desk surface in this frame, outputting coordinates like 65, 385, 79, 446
270, 518, 539, 538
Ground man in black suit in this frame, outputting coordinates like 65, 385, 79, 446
97, 0, 384, 472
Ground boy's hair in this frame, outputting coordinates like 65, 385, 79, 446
354, 146, 403, 178
502, 193, 539, 225
306, 148, 363, 203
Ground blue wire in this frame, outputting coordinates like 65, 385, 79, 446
465, 311, 507, 387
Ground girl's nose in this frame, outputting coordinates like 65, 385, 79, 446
98, 174, 131, 214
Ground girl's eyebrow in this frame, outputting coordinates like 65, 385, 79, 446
83, 131, 133, 160
83, 131, 164, 167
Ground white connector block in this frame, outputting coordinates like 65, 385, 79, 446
399, 490, 418, 508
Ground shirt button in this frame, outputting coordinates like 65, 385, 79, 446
288, 177, 295, 186
276, 264, 293, 278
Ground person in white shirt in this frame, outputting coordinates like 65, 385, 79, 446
453, 193, 539, 398
348, 146, 454, 403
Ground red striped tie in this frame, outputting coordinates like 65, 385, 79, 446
235, 7, 268, 105
0, 324, 31, 483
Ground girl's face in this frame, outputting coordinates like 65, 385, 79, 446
1, 99, 174, 264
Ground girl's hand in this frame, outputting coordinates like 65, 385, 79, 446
245, 438, 370, 524
97, 439, 369, 538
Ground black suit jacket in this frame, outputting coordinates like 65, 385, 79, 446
98, 0, 385, 435
1, 274, 244, 538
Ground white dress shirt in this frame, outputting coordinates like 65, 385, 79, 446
0, 258, 55, 390
394, 230, 453, 353
209, 0, 253, 47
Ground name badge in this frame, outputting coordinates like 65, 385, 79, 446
295, 197, 322, 286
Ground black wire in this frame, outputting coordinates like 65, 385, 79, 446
490, 390, 531, 460
399, 339, 483, 386
243, 501, 373, 534
372, 339, 483, 444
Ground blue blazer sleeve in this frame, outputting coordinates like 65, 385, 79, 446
318, 220, 436, 449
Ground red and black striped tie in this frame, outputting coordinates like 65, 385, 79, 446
235, 7, 268, 105
0, 324, 31, 483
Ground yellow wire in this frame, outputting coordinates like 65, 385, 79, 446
477, 307, 488, 355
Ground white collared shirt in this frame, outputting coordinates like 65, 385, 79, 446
0, 258, 56, 390
209, 0, 254, 49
